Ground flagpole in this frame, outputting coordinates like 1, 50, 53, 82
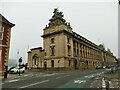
17, 49, 19, 66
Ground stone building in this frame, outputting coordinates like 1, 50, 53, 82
0, 14, 15, 75
28, 8, 116, 70
28, 47, 45, 69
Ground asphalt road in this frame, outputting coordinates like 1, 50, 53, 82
2, 69, 109, 89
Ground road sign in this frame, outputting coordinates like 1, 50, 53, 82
19, 57, 22, 63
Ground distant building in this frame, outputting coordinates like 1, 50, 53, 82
0, 14, 15, 76
28, 8, 116, 70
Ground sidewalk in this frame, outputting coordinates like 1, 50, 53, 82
100, 70, 120, 88
84, 69, 120, 88
0, 73, 24, 81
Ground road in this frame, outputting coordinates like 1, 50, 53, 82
1, 69, 111, 89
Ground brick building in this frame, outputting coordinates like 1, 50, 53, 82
0, 14, 15, 75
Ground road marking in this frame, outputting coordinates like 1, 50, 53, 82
74, 80, 86, 84
56, 77, 62, 79
43, 73, 57, 77
63, 75, 70, 77
19, 80, 49, 89
24, 75, 29, 77
8, 79, 19, 83
102, 78, 106, 89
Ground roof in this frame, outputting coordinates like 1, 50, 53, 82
31, 47, 43, 50
0, 14, 15, 27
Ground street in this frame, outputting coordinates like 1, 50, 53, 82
1, 69, 118, 89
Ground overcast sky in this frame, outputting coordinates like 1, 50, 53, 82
0, 0, 118, 63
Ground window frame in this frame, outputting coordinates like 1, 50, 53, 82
0, 50, 1, 57
51, 38, 54, 44
51, 47, 55, 56
0, 26, 4, 40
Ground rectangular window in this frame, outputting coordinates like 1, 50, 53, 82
68, 46, 71, 56
0, 50, 1, 61
0, 26, 4, 40
34, 59, 37, 65
67, 37, 70, 43
51, 60, 54, 67
0, 50, 1, 57
51, 47, 55, 56
51, 38, 54, 43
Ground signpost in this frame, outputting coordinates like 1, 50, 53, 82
4, 65, 8, 79
18, 57, 22, 75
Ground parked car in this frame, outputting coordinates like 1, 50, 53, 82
102, 66, 106, 69
8, 66, 16, 73
96, 66, 102, 69
10, 67, 25, 73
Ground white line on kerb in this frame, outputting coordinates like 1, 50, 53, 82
19, 80, 49, 89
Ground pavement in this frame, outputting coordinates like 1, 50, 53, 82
84, 68, 120, 89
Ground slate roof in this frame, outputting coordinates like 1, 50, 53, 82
0, 14, 15, 27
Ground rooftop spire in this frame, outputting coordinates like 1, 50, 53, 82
51, 8, 64, 21
48, 8, 66, 27
43, 8, 72, 30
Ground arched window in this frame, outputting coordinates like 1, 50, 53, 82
32, 54, 39, 65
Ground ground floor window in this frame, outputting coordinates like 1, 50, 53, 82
51, 60, 54, 67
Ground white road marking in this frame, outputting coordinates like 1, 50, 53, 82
74, 80, 86, 84
24, 75, 29, 77
102, 78, 106, 89
19, 80, 49, 89
43, 73, 57, 77
56, 77, 62, 79
63, 75, 70, 77
8, 79, 19, 83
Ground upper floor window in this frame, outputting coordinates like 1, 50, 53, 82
51, 47, 55, 56
0, 26, 4, 40
51, 38, 54, 43
45, 52, 46, 56
67, 37, 70, 44
68, 46, 71, 56
0, 50, 1, 59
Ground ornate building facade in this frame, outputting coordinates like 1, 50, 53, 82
0, 14, 15, 75
28, 8, 116, 70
